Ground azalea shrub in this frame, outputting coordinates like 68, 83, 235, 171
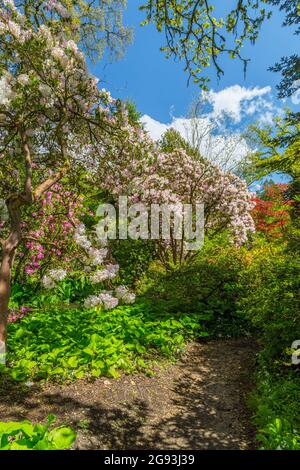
9, 219, 136, 320
252, 182, 292, 239
98, 128, 256, 268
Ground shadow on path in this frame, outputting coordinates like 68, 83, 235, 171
0, 338, 258, 450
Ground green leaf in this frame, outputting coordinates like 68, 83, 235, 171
47, 426, 77, 450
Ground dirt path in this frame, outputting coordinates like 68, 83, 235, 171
0, 338, 258, 450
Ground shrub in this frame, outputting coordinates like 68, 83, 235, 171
111, 239, 156, 286
250, 366, 300, 450
238, 241, 300, 363
139, 234, 252, 337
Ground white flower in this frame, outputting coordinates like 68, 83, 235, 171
0, 74, 14, 107
115, 285, 136, 304
48, 269, 67, 281
84, 292, 118, 310
39, 84, 52, 97
88, 247, 108, 266
90, 269, 110, 284
106, 264, 119, 276
38, 25, 52, 42
7, 20, 21, 39
55, 3, 70, 18
42, 275, 56, 289
84, 295, 101, 309
76, 223, 86, 235
122, 292, 136, 304
115, 285, 128, 299
73, 233, 92, 250
66, 40, 78, 54
98, 292, 118, 310
51, 46, 69, 67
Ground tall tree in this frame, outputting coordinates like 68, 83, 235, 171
0, 1, 127, 350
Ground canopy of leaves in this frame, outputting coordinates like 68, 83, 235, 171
267, 0, 300, 98
139, 0, 271, 87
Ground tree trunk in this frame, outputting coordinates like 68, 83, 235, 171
0, 246, 15, 344
0, 199, 22, 359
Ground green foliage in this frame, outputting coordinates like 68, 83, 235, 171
3, 303, 204, 382
125, 100, 143, 126
0, 415, 76, 450
248, 116, 300, 182
238, 242, 300, 363
140, 0, 270, 87
10, 275, 93, 309
159, 128, 202, 161
112, 239, 156, 286
250, 366, 300, 450
238, 235, 300, 450
139, 235, 252, 338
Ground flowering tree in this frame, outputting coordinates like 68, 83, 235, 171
13, 0, 132, 60
97, 127, 256, 268
0, 0, 127, 347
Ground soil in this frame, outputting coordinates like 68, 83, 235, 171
0, 338, 258, 450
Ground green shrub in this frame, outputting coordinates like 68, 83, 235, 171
0, 415, 76, 450
139, 235, 252, 337
239, 238, 300, 450
238, 242, 300, 363
250, 365, 300, 450
112, 239, 156, 286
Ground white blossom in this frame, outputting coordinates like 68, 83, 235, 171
0, 74, 14, 107
88, 247, 108, 266
98, 292, 119, 310
90, 269, 111, 284
42, 275, 56, 289
17, 74, 30, 86
42, 269, 67, 289
122, 292, 136, 304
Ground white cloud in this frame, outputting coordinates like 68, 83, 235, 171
291, 80, 300, 105
141, 84, 280, 172
140, 115, 169, 141
258, 111, 276, 126
203, 84, 272, 123
141, 114, 251, 172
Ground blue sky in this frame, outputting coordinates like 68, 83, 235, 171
91, 1, 299, 123
90, 1, 298, 187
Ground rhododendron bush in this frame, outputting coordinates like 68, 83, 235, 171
0, 0, 131, 345
97, 127, 256, 267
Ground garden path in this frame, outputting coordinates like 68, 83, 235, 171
0, 338, 258, 450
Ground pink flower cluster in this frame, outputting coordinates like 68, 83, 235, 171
97, 126, 256, 248
8, 306, 31, 324
20, 184, 86, 276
